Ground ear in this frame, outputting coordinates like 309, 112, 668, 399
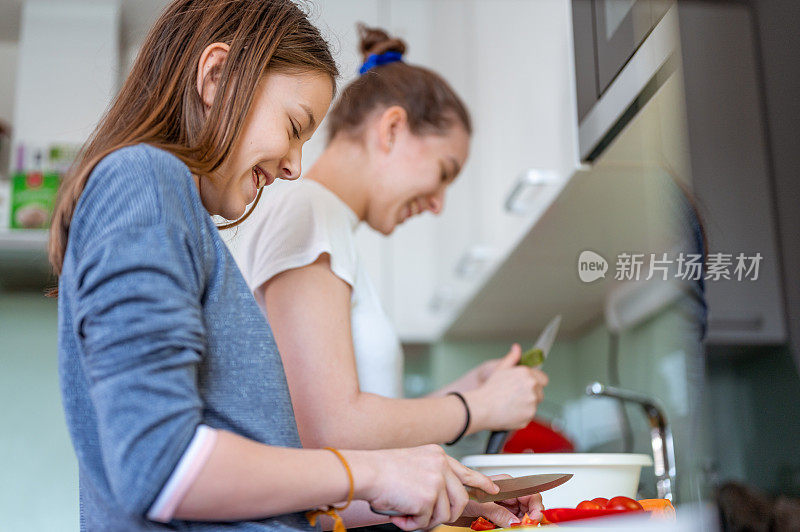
196, 42, 231, 111
376, 105, 408, 153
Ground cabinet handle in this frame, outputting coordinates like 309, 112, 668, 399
504, 169, 559, 215
428, 285, 457, 313
454, 245, 495, 279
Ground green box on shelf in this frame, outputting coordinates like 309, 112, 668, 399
10, 171, 60, 229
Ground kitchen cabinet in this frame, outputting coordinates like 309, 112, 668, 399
353, 0, 580, 341
573, 0, 678, 161
678, 3, 786, 345
0, 2, 119, 291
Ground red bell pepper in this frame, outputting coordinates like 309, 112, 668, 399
543, 507, 644, 523
470, 517, 497, 530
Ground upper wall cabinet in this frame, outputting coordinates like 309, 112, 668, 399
572, 0, 677, 161
367, 0, 581, 341
678, 3, 786, 345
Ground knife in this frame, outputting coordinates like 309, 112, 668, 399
369, 473, 572, 519
485, 315, 562, 454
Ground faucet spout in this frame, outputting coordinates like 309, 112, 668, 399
586, 381, 676, 501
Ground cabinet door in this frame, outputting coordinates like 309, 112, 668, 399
679, 3, 786, 344
471, 0, 577, 255
381, 0, 472, 339
594, 0, 653, 95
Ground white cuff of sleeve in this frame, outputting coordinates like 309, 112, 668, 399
147, 424, 219, 523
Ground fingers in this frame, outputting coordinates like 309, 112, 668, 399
503, 493, 544, 520
497, 498, 521, 516
522, 493, 545, 514
531, 368, 549, 389
469, 501, 521, 528
430, 482, 451, 527
447, 455, 499, 494
444, 464, 469, 523
496, 343, 521, 370
392, 515, 425, 531
529, 368, 548, 405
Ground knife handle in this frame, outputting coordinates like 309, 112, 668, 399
485, 430, 508, 454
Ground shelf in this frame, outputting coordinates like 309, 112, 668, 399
0, 229, 53, 291
0, 229, 49, 251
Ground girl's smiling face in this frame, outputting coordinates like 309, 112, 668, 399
194, 44, 333, 219
212, 70, 334, 219
365, 109, 470, 235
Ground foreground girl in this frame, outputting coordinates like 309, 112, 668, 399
50, 2, 502, 529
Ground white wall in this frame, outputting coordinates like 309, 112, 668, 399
13, 1, 119, 153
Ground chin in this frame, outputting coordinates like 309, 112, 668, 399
223, 202, 247, 221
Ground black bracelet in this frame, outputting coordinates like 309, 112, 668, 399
445, 392, 471, 446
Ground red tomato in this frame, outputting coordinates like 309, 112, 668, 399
470, 517, 497, 531
591, 497, 609, 508
576, 500, 603, 510
519, 513, 540, 526
607, 496, 644, 511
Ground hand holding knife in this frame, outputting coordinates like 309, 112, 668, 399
485, 315, 562, 454
369, 473, 572, 523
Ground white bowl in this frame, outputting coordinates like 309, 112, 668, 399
461, 453, 653, 509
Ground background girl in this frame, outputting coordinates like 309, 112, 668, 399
228, 25, 549, 517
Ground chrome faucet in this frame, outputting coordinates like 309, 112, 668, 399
586, 382, 676, 501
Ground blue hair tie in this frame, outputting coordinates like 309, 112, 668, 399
359, 51, 403, 75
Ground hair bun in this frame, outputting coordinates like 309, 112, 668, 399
357, 23, 406, 61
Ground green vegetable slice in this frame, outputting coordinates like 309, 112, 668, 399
520, 347, 544, 367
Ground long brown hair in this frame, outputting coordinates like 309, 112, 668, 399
326, 24, 471, 142
48, 0, 338, 281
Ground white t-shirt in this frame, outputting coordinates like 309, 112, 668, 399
225, 179, 404, 398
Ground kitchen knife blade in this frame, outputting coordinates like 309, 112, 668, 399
369, 473, 572, 518
465, 473, 572, 503
485, 315, 562, 454
525, 314, 561, 366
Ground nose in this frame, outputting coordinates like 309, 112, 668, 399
279, 148, 302, 181
426, 188, 446, 215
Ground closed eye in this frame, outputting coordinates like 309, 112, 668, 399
290, 119, 301, 140
439, 161, 451, 183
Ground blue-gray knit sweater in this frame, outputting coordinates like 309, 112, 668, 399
58, 144, 312, 531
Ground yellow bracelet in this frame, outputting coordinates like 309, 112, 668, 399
306, 447, 354, 532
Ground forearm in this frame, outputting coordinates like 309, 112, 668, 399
301, 391, 486, 449
427, 372, 482, 398
174, 430, 375, 521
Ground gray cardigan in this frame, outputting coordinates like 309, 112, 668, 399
58, 144, 312, 531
